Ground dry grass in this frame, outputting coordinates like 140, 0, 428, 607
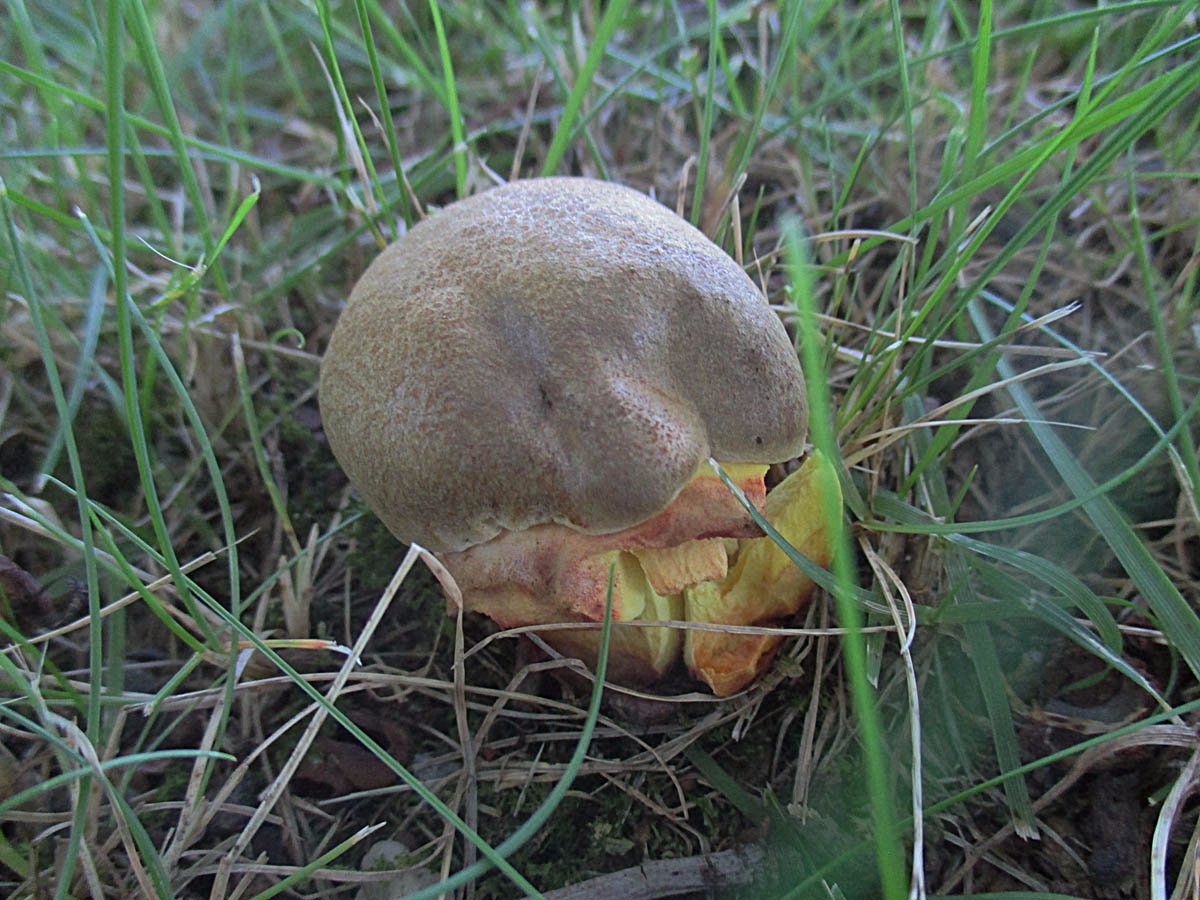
2, 2, 1199, 898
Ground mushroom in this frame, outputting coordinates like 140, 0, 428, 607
320, 177, 839, 693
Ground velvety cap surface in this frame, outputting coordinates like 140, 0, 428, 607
319, 177, 807, 551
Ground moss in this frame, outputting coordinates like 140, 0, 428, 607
342, 507, 404, 587
475, 781, 641, 896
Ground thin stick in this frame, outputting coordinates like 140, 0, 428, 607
510, 65, 545, 182
540, 843, 767, 899
861, 538, 926, 900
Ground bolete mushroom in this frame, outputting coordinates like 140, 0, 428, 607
320, 176, 839, 693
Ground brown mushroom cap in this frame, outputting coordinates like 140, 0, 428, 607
319, 177, 807, 552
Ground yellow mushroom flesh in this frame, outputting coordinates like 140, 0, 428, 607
440, 463, 768, 683
683, 452, 843, 695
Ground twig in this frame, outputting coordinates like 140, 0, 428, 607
541, 843, 769, 900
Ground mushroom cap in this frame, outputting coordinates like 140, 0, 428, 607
319, 177, 807, 552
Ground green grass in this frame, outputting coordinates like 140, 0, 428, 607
2, 1, 1199, 897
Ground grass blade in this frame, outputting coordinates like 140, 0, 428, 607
125, 0, 230, 297
689, 0, 720, 226
968, 302, 1200, 680
540, 0, 632, 176
786, 221, 906, 898
428, 0, 467, 197
402, 561, 617, 899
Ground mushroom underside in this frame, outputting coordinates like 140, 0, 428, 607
440, 454, 842, 695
